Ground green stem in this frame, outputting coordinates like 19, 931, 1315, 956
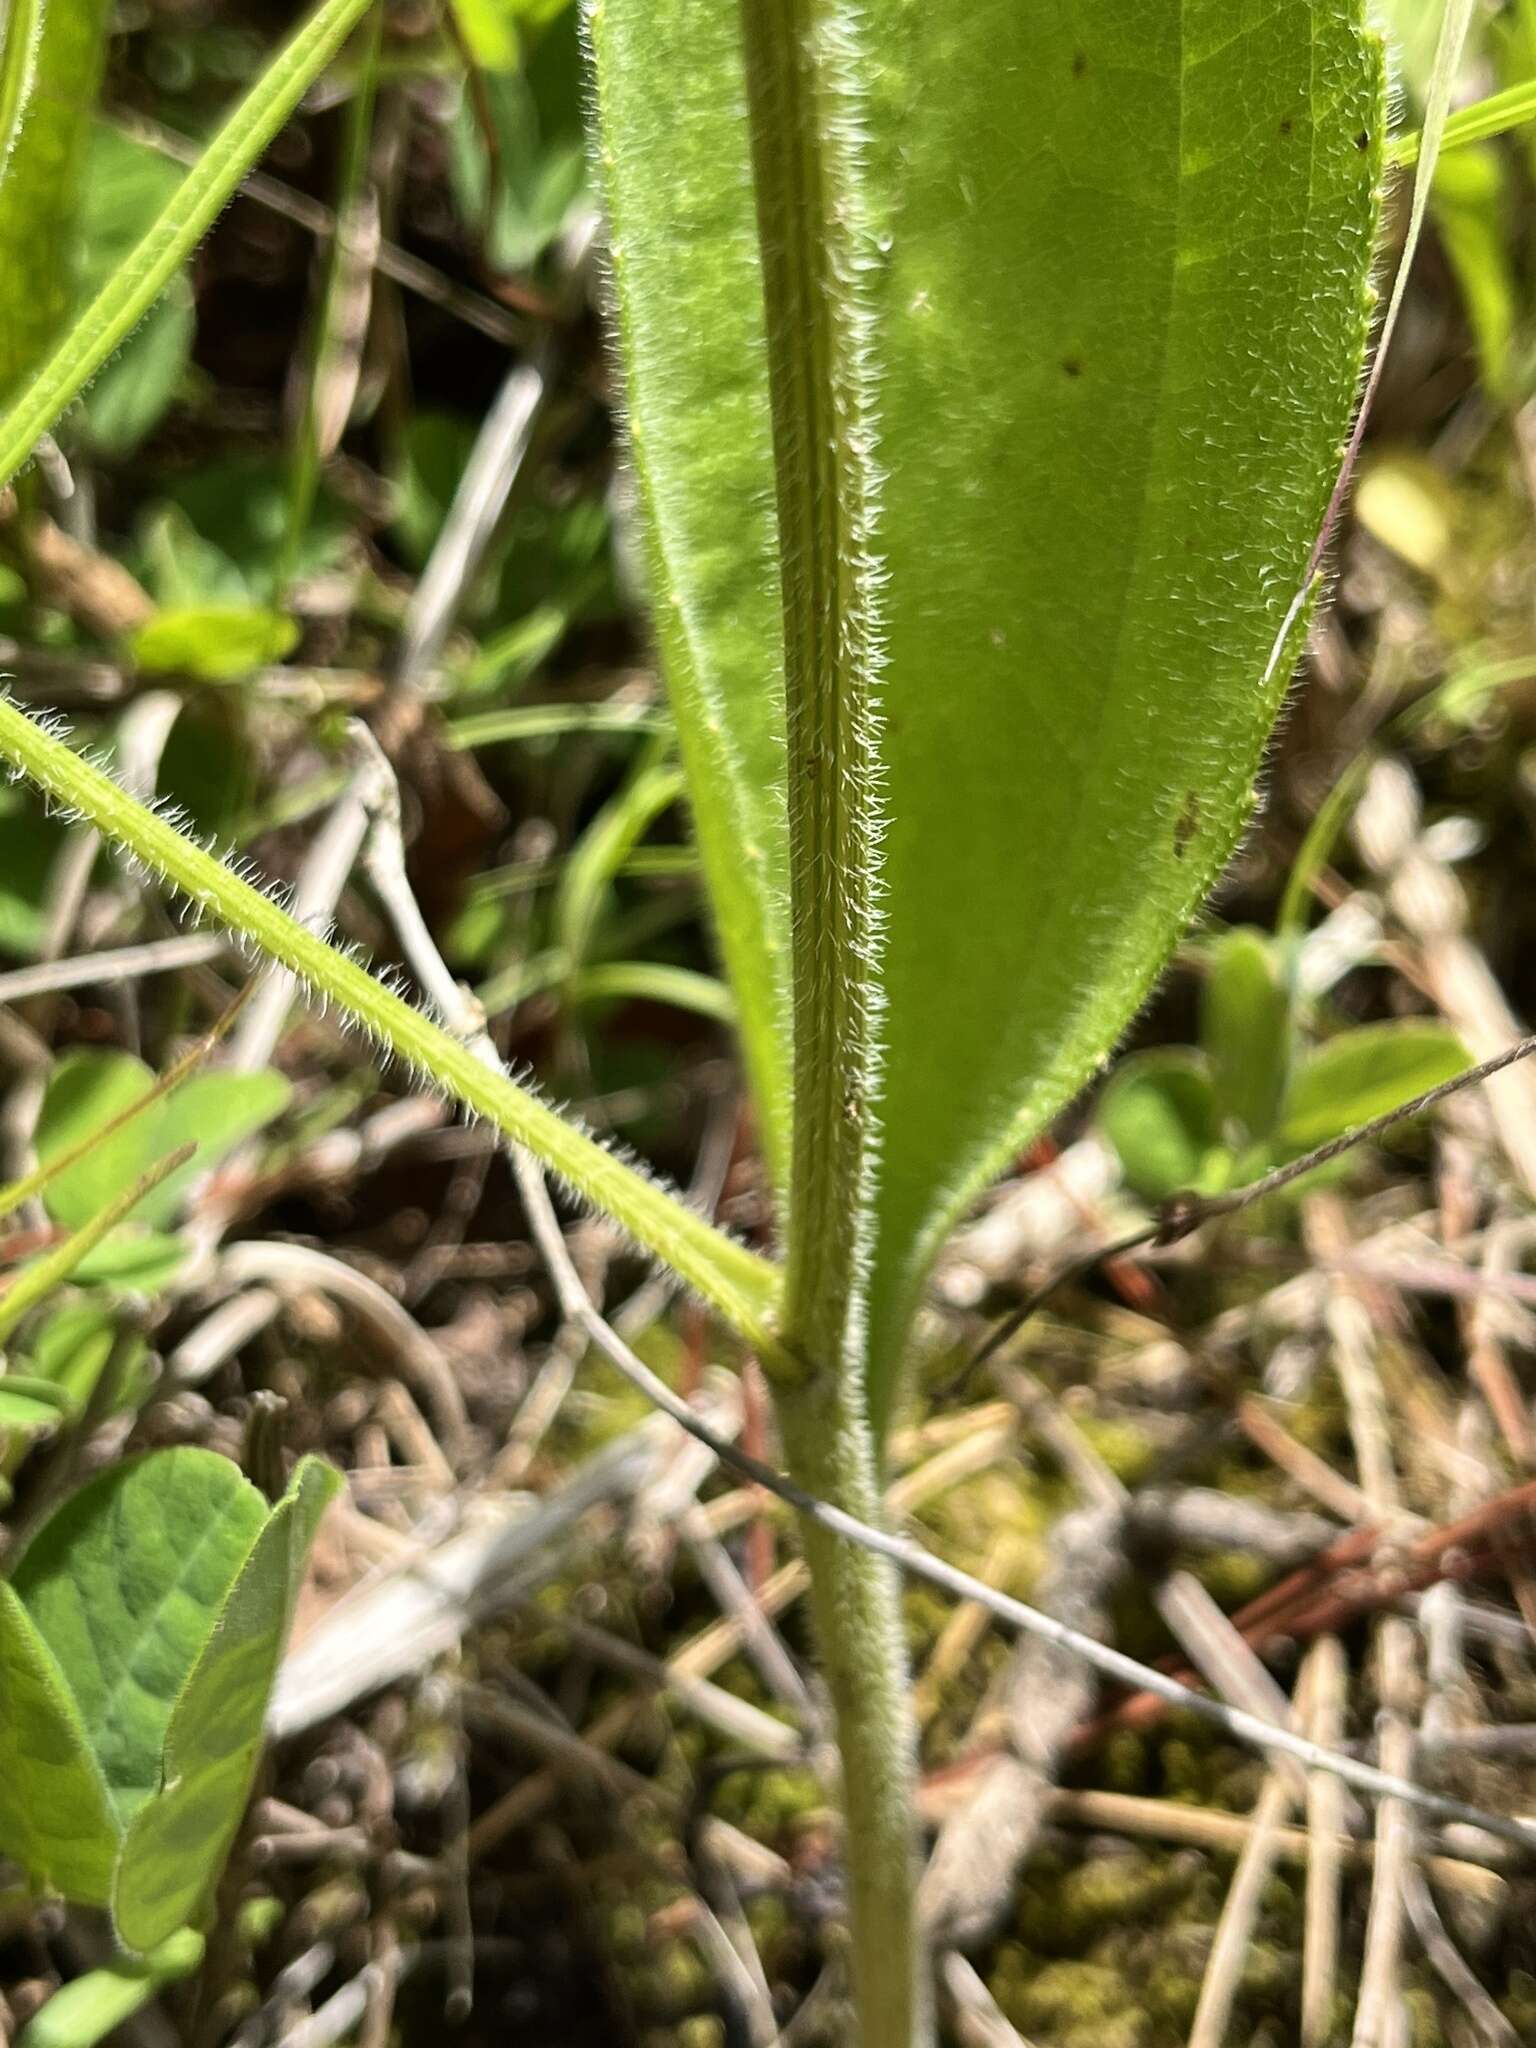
776, 1377, 922, 2047
738, 2, 921, 2041
0, 694, 787, 1361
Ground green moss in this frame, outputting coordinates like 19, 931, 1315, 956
1074, 1415, 1157, 1486
1015, 1848, 1198, 1951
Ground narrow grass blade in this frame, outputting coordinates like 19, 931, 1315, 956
0, 0, 378, 487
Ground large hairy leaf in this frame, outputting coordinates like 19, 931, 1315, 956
588, 1, 1385, 1414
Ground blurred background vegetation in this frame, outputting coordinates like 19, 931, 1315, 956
7, 1, 1536, 2044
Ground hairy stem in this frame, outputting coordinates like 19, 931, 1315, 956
738, 2, 921, 2041
775, 1375, 922, 2046
0, 696, 786, 1359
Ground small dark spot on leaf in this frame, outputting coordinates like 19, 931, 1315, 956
1061, 356, 1083, 379
1174, 791, 1200, 858
1072, 49, 1088, 77
1279, 115, 1293, 137
1355, 129, 1370, 151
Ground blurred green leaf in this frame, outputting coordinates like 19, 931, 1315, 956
1279, 1021, 1471, 1153
1431, 144, 1518, 404
22, 1300, 149, 1411
1098, 1051, 1226, 1207
447, 11, 587, 270
65, 1229, 189, 1294
130, 603, 300, 681
35, 1050, 290, 1232
0, 1375, 74, 1436
0, 0, 114, 395
0, 788, 65, 957
1203, 928, 1292, 1145
18, 1928, 205, 2048
75, 126, 195, 457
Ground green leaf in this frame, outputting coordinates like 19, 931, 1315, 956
585, 0, 794, 1192
0, 1448, 340, 1948
447, 13, 588, 271
569, 960, 734, 1026
0, 1375, 75, 1434
1279, 1022, 1471, 1154
21, 1301, 149, 1412
1098, 1051, 1226, 1207
589, 0, 1385, 1416
0, 789, 62, 956
8, 1450, 269, 1824
553, 752, 684, 979
18, 1929, 205, 2048
1202, 929, 1293, 1146
0, 1144, 197, 1345
0, 1581, 118, 1904
0, 0, 114, 395
1429, 144, 1518, 405
36, 1051, 291, 1232
129, 604, 300, 681
65, 1229, 189, 1295
113, 1458, 342, 1951
74, 126, 196, 459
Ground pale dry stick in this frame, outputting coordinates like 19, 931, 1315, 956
486, 1317, 586, 1489
373, 1380, 457, 1491
217, 1237, 467, 1450
1238, 1395, 1379, 1526
920, 1505, 1125, 1949
1128, 1488, 1337, 1568
1188, 1652, 1319, 2048
223, 763, 379, 1079
111, 109, 530, 351
167, 1285, 282, 1387
393, 354, 553, 695
1466, 1216, 1536, 1470
540, 1609, 802, 1761
1302, 1634, 1350, 2048
1307, 1195, 1402, 1515
911, 1531, 1031, 1729
1027, 1786, 1504, 1903
680, 1500, 814, 1716
461, 1684, 787, 1891
0, 933, 224, 1005
1353, 1617, 1418, 2048
687, 1893, 779, 2048
1400, 1860, 1519, 2048
1355, 756, 1536, 1199
940, 1953, 1038, 2048
1305, 1191, 1417, 2048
